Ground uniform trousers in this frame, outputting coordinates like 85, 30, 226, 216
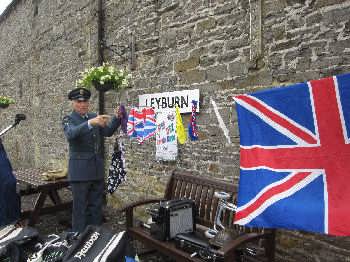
70, 180, 104, 232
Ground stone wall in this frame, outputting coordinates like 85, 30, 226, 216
0, 0, 99, 169
1, 0, 350, 261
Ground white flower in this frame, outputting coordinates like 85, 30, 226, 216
121, 79, 128, 86
108, 66, 115, 73
78, 63, 131, 89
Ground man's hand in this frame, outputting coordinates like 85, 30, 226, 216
115, 106, 123, 119
88, 115, 110, 127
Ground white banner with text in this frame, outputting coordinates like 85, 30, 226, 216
139, 89, 199, 113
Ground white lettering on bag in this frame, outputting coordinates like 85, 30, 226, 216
74, 232, 100, 260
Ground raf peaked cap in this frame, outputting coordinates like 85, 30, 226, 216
68, 88, 91, 101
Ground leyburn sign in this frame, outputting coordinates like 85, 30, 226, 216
139, 89, 199, 113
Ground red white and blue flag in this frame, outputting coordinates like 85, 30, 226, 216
127, 107, 156, 143
233, 73, 350, 236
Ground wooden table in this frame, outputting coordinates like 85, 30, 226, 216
15, 168, 72, 226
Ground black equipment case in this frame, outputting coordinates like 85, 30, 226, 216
174, 232, 224, 262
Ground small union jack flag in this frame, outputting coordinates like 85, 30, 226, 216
233, 73, 350, 236
127, 107, 156, 143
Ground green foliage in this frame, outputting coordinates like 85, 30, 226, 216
0, 96, 15, 106
77, 63, 131, 90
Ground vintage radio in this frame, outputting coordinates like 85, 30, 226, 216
148, 199, 196, 241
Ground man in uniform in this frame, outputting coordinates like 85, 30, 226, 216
62, 87, 121, 232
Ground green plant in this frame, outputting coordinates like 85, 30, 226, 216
0, 96, 15, 106
77, 63, 131, 90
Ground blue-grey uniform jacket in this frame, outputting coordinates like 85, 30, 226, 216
62, 111, 120, 181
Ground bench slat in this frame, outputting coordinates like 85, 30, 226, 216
173, 179, 181, 199
185, 181, 192, 198
189, 183, 197, 200
199, 186, 208, 219
194, 184, 203, 212
205, 187, 215, 222
179, 180, 187, 198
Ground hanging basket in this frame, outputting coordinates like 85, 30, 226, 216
93, 81, 115, 92
0, 104, 9, 109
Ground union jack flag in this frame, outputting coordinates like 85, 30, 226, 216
233, 73, 350, 236
127, 107, 156, 143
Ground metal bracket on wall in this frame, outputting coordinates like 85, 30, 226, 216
102, 33, 136, 70
248, 0, 263, 69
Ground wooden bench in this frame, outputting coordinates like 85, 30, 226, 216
123, 170, 276, 262
15, 168, 72, 226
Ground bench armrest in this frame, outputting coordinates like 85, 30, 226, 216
218, 231, 275, 261
119, 197, 166, 212
119, 197, 167, 228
